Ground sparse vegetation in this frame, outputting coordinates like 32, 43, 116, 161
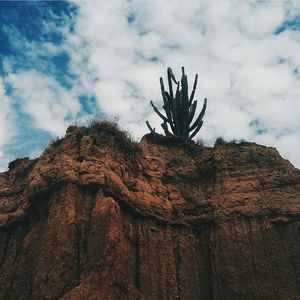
89, 118, 121, 133
195, 138, 206, 147
144, 132, 205, 156
228, 138, 247, 145
214, 136, 226, 146
44, 117, 140, 158
88, 118, 140, 157
48, 137, 63, 148
214, 136, 248, 147
8, 157, 30, 170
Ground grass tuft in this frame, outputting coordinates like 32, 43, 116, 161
48, 137, 63, 148
88, 118, 140, 156
214, 136, 226, 146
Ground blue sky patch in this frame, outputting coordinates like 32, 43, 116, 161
250, 119, 267, 135
0, 1, 83, 168
127, 13, 136, 24
274, 17, 300, 34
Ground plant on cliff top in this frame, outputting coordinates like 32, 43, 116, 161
89, 118, 140, 156
146, 67, 207, 140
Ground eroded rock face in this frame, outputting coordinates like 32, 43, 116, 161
1, 128, 300, 299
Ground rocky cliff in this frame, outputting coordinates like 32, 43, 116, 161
1, 124, 300, 300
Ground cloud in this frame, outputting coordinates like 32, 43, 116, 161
63, 0, 300, 168
0, 2, 86, 170
0, 78, 13, 169
1, 0, 300, 169
8, 70, 81, 136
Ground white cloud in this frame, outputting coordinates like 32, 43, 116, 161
8, 70, 81, 136
0, 78, 13, 170
1, 1, 299, 169
63, 0, 300, 168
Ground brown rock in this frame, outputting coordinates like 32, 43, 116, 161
0, 127, 300, 299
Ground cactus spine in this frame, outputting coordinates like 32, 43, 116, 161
146, 67, 207, 139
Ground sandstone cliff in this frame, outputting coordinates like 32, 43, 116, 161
1, 124, 300, 300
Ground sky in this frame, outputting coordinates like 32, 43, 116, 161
0, 0, 300, 171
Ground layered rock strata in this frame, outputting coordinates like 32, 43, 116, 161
1, 126, 300, 299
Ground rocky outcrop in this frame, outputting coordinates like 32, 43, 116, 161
1, 126, 300, 299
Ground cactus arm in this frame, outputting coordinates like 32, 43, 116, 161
160, 78, 172, 120
188, 100, 198, 124
167, 67, 177, 83
163, 104, 175, 131
159, 77, 167, 103
150, 101, 169, 123
190, 120, 203, 139
177, 90, 184, 136
172, 82, 180, 136
189, 74, 198, 106
190, 98, 207, 131
163, 92, 176, 132
179, 67, 189, 137
146, 121, 155, 133
167, 69, 174, 99
181, 70, 188, 137
160, 78, 171, 124
161, 121, 173, 136
181, 66, 185, 76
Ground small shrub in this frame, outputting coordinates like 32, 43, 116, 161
228, 138, 248, 146
214, 136, 226, 146
48, 137, 63, 148
89, 118, 120, 133
144, 132, 205, 155
195, 138, 205, 147
88, 118, 140, 157
8, 157, 30, 170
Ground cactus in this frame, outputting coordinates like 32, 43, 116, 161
146, 67, 207, 140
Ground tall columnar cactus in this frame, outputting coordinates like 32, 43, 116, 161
146, 67, 207, 140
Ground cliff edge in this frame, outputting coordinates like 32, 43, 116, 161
1, 124, 300, 299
